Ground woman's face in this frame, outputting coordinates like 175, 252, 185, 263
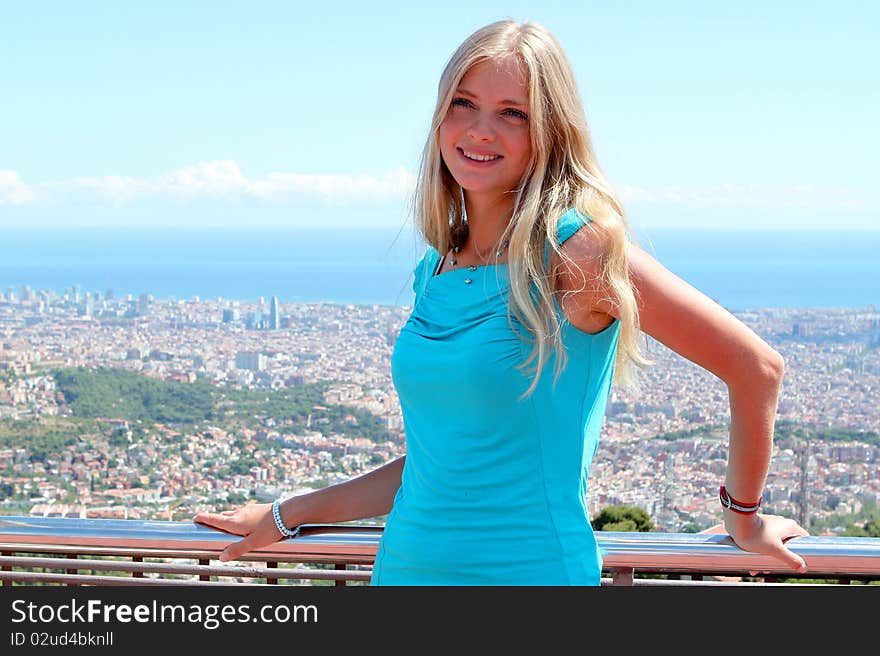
439, 57, 532, 204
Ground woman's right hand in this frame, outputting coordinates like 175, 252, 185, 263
193, 502, 286, 562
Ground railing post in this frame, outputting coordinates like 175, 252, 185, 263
2, 551, 11, 587
267, 561, 278, 585
611, 567, 634, 586
132, 555, 143, 579
335, 563, 347, 587
65, 553, 78, 586
199, 558, 210, 582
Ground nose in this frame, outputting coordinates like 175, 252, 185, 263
466, 111, 494, 142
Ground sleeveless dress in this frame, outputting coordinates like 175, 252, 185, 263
371, 208, 621, 585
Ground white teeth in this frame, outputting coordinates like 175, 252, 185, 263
462, 149, 500, 161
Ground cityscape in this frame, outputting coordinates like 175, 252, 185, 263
0, 283, 878, 535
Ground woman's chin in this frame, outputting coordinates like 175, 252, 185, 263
452, 178, 509, 197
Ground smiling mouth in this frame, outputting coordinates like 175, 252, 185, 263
459, 147, 502, 162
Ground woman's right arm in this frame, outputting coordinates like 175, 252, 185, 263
193, 455, 405, 562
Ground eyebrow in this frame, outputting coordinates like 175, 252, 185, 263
455, 88, 528, 107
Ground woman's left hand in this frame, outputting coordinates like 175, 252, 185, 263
722, 510, 810, 574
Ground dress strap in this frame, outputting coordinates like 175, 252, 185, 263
412, 247, 440, 304
543, 208, 592, 269
434, 251, 446, 276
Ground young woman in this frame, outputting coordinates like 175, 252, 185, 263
194, 20, 808, 585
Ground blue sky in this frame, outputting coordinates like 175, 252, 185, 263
1, 1, 877, 230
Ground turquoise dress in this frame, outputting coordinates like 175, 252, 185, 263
371, 208, 621, 585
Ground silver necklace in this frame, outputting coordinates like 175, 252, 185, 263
449, 187, 511, 284
449, 239, 511, 268
446, 239, 510, 285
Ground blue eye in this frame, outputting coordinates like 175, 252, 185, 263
449, 97, 527, 121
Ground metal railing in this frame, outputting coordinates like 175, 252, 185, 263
1, 516, 878, 586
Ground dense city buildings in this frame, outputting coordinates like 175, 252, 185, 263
0, 286, 877, 533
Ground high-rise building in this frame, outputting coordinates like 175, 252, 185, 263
235, 351, 266, 372
79, 293, 95, 317
269, 296, 280, 330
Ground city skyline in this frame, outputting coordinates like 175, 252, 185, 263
1, 290, 877, 532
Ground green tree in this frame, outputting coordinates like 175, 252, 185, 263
226, 492, 248, 505
228, 457, 258, 476
52, 366, 215, 425
843, 516, 880, 537
591, 505, 654, 532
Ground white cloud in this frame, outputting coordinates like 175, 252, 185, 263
58, 161, 416, 205
4, 163, 877, 217
69, 175, 149, 205
619, 182, 879, 212
247, 167, 416, 201
0, 171, 34, 205
159, 160, 249, 198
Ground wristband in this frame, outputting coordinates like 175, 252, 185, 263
272, 498, 301, 538
719, 485, 762, 514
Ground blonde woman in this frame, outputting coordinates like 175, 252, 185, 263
195, 20, 808, 585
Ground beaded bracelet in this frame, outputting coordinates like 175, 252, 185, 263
271, 498, 301, 538
719, 485, 763, 514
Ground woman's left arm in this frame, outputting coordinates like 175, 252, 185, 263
559, 232, 809, 572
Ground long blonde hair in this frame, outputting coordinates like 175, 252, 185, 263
412, 20, 651, 399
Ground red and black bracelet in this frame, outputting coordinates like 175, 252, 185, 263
719, 485, 763, 514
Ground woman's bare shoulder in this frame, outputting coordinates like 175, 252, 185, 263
551, 223, 616, 334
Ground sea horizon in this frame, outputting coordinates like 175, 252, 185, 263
1, 227, 878, 311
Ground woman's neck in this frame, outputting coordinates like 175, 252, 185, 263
462, 193, 515, 253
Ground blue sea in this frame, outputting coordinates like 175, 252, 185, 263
0, 228, 877, 311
